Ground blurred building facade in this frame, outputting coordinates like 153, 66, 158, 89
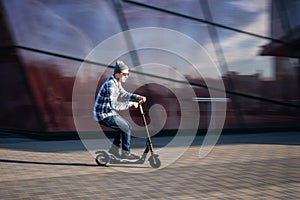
0, 0, 299, 137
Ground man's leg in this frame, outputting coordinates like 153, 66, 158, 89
112, 115, 131, 154
112, 131, 121, 149
113, 115, 139, 159
100, 116, 123, 157
101, 115, 139, 160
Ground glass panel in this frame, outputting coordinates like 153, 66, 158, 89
0, 0, 298, 132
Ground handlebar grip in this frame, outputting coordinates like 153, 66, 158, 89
138, 99, 143, 104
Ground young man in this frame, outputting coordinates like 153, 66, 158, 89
93, 60, 146, 160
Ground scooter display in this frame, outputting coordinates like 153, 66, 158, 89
95, 100, 161, 168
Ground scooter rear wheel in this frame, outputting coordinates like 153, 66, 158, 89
95, 151, 110, 166
148, 154, 161, 168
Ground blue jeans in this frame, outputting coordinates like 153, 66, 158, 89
100, 114, 131, 154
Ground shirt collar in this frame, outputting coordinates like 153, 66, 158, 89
111, 75, 120, 86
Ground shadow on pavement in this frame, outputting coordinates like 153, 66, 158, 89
0, 158, 150, 168
0, 158, 96, 167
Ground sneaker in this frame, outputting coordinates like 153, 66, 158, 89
121, 152, 140, 160
108, 147, 121, 158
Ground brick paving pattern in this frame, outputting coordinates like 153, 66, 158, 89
0, 132, 299, 199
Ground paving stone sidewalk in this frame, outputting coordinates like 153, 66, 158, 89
0, 132, 299, 199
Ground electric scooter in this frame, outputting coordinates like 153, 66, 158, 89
95, 100, 161, 168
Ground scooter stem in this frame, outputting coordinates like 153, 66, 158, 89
139, 103, 154, 152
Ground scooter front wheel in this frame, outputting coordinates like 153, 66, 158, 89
148, 154, 161, 168
95, 151, 110, 166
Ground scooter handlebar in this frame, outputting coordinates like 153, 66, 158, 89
137, 99, 144, 105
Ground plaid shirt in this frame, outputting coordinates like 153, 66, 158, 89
93, 75, 138, 121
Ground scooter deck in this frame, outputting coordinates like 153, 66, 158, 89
109, 157, 143, 164
95, 150, 161, 168
95, 150, 144, 165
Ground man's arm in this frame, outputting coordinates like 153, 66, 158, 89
109, 82, 133, 111
119, 84, 146, 103
119, 84, 138, 100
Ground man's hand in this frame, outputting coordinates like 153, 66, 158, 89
131, 102, 139, 108
137, 95, 146, 103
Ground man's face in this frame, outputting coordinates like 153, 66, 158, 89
117, 69, 129, 83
